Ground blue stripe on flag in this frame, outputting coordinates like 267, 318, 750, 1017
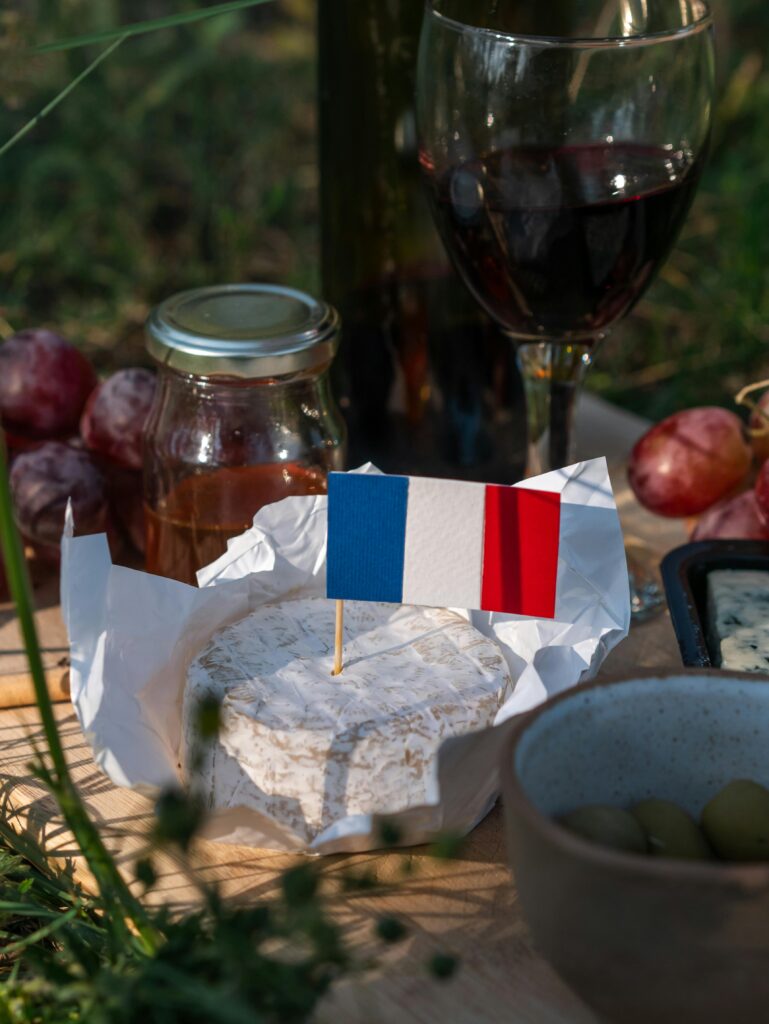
326, 473, 408, 603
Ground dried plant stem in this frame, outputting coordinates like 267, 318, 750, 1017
0, 37, 127, 159
735, 378, 769, 436
33, 0, 273, 54
1, 2, 276, 160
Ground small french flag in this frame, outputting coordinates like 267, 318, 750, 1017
326, 473, 561, 618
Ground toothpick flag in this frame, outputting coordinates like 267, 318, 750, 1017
326, 473, 561, 618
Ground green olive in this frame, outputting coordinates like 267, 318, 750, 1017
701, 779, 769, 862
559, 804, 647, 855
631, 798, 713, 860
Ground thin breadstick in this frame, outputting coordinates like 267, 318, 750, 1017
0, 667, 70, 709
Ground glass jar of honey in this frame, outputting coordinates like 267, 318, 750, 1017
143, 284, 346, 584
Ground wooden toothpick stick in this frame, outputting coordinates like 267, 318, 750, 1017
332, 599, 344, 676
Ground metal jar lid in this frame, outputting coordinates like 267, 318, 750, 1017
145, 283, 340, 378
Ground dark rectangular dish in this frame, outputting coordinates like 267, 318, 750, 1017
661, 540, 769, 668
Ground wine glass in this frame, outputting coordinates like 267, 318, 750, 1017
416, 0, 714, 616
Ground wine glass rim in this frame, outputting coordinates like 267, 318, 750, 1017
426, 0, 713, 49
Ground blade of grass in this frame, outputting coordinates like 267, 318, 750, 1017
0, 902, 79, 916
0, 36, 127, 160
0, 436, 157, 951
33, 0, 274, 54
0, 906, 78, 956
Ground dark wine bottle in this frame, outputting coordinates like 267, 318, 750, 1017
318, 0, 527, 483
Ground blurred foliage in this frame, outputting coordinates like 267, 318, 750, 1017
594, 0, 769, 417
0, 0, 317, 371
0, 813, 351, 1024
0, 0, 767, 416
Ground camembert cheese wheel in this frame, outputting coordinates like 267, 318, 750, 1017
182, 597, 511, 845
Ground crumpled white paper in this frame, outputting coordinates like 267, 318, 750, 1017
61, 458, 629, 854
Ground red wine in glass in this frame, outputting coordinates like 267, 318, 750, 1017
417, 0, 714, 618
421, 143, 705, 340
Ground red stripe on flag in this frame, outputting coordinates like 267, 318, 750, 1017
480, 486, 561, 617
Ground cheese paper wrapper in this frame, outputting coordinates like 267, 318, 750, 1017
61, 458, 629, 854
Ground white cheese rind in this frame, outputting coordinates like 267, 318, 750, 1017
707, 570, 769, 673
183, 599, 511, 845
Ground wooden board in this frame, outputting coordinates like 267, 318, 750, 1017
0, 397, 689, 1022
0, 604, 684, 1024
0, 570, 68, 680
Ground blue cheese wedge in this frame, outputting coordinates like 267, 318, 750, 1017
182, 598, 511, 845
707, 570, 769, 673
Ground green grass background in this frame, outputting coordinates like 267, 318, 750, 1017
0, 0, 767, 419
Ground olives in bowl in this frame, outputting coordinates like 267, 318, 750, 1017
501, 671, 769, 1024
561, 780, 769, 863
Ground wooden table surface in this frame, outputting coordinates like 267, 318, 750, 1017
0, 398, 690, 1023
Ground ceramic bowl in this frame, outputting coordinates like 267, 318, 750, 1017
501, 671, 769, 1024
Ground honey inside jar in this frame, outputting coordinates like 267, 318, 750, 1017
143, 284, 345, 585
145, 464, 327, 585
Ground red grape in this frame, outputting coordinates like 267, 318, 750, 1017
749, 391, 769, 464
755, 459, 769, 529
0, 329, 97, 438
80, 368, 156, 470
10, 442, 108, 553
691, 490, 769, 542
628, 407, 752, 518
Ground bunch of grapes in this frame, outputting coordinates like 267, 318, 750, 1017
628, 392, 769, 541
0, 329, 156, 597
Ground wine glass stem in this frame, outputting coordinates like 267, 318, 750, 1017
516, 341, 594, 475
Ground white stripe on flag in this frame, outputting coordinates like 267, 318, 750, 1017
401, 477, 486, 609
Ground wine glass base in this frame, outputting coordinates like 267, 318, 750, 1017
626, 538, 666, 623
